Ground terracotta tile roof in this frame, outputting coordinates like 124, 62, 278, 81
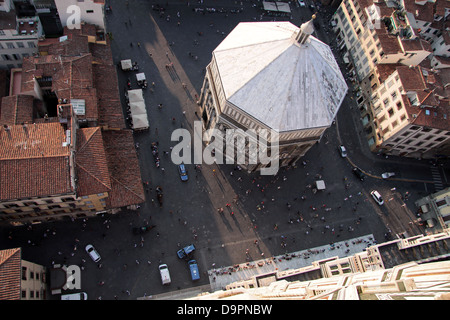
397, 65, 450, 131
397, 65, 427, 91
376, 63, 403, 83
102, 130, 145, 208
43, 34, 90, 57
53, 55, 98, 122
376, 30, 402, 54
0, 122, 72, 200
0, 10, 17, 30
21, 54, 99, 122
356, 0, 373, 11
92, 64, 125, 129
75, 127, 111, 197
90, 39, 114, 65
23, 26, 118, 127
442, 30, 450, 45
0, 23, 137, 210
0, 248, 21, 300
0, 95, 34, 126
403, 96, 450, 131
400, 38, 432, 52
403, 0, 435, 22
435, 0, 449, 17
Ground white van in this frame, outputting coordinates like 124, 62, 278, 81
371, 190, 384, 205
159, 264, 171, 285
61, 292, 88, 300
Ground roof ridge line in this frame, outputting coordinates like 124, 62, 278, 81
109, 175, 145, 202
75, 162, 111, 190
225, 40, 294, 101
76, 127, 100, 154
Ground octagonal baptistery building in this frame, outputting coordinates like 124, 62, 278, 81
198, 19, 348, 173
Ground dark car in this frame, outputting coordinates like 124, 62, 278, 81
352, 167, 365, 181
152, 4, 165, 11
177, 244, 195, 259
132, 225, 156, 235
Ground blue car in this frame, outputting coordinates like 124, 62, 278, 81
177, 244, 195, 259
178, 164, 188, 181
188, 260, 200, 281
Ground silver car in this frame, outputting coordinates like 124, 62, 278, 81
85, 244, 101, 263
338, 145, 347, 157
370, 190, 384, 206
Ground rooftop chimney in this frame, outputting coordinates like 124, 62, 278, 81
3, 125, 11, 139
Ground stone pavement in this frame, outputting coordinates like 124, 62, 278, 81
207, 233, 376, 292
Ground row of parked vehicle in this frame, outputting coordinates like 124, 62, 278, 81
159, 244, 200, 285
85, 240, 200, 287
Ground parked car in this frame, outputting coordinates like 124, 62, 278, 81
177, 244, 195, 259
85, 244, 101, 263
371, 190, 384, 205
188, 259, 200, 281
352, 167, 365, 181
338, 145, 347, 157
178, 164, 188, 181
132, 225, 156, 235
382, 172, 395, 179
159, 264, 171, 285
298, 0, 306, 7
61, 292, 88, 300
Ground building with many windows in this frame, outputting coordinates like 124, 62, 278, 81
405, 0, 450, 57
331, 0, 450, 158
0, 0, 44, 69
55, 0, 105, 32
332, 0, 431, 82
362, 63, 450, 157
0, 23, 145, 225
416, 187, 450, 233
0, 248, 47, 300
185, 231, 450, 300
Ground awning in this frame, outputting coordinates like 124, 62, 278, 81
315, 180, 326, 190
128, 89, 144, 102
132, 113, 149, 130
127, 89, 149, 130
136, 72, 146, 81
129, 100, 146, 114
121, 59, 132, 70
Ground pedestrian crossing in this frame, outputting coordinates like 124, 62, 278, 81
430, 166, 444, 191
